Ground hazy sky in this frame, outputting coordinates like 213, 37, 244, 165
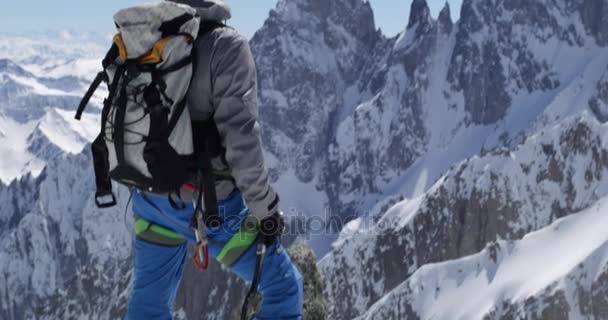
1, 0, 462, 38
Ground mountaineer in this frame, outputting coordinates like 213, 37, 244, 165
75, 1, 304, 319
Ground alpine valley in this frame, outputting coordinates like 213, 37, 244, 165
2, 0, 608, 319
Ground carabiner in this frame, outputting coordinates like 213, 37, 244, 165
192, 212, 209, 271
193, 240, 209, 270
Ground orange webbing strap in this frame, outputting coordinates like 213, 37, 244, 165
113, 34, 128, 61
140, 37, 172, 64
113, 34, 193, 64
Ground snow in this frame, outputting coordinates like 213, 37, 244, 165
37, 108, 98, 154
323, 108, 608, 319
0, 107, 98, 183
394, 27, 418, 52
355, 0, 608, 213
4, 73, 80, 96
332, 217, 364, 248
272, 170, 337, 254
0, 114, 44, 182
0, 31, 105, 183
361, 195, 608, 320
28, 58, 102, 81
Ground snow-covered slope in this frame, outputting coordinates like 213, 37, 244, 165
27, 108, 99, 160
0, 35, 104, 183
0, 31, 132, 320
321, 112, 608, 319
0, 113, 43, 181
0, 151, 132, 320
358, 194, 608, 320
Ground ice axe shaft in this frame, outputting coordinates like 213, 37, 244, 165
241, 241, 266, 320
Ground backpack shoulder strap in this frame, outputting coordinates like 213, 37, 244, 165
74, 44, 120, 120
198, 20, 227, 37
190, 21, 227, 227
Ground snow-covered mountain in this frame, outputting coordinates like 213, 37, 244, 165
322, 112, 608, 319
358, 193, 608, 320
0, 33, 105, 183
1, 0, 608, 319
317, 0, 608, 318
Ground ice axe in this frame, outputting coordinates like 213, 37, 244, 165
241, 240, 266, 320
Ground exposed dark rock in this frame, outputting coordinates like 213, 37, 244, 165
226, 241, 326, 320
579, 0, 608, 46
407, 0, 432, 31
590, 266, 608, 317
322, 116, 608, 319
449, 38, 511, 125
590, 67, 608, 122
286, 242, 327, 320
438, 2, 453, 34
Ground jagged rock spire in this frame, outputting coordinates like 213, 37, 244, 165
438, 2, 453, 34
579, 0, 608, 46
407, 0, 432, 30
268, 0, 377, 47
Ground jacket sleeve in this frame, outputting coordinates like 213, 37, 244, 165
210, 31, 279, 219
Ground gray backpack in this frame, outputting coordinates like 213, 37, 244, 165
76, 2, 215, 208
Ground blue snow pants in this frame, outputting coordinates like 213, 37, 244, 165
125, 190, 303, 320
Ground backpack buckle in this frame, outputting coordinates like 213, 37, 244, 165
95, 191, 117, 208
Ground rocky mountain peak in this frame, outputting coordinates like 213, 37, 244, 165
438, 2, 453, 34
270, 0, 378, 47
250, 0, 383, 187
407, 0, 432, 30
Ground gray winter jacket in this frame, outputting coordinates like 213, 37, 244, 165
177, 0, 279, 219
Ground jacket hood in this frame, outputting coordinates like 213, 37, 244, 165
168, 0, 231, 21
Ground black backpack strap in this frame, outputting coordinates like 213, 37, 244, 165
189, 21, 228, 226
91, 65, 125, 208
200, 140, 220, 227
112, 65, 132, 167
75, 44, 119, 120
168, 189, 187, 210
92, 135, 116, 208
191, 119, 223, 228
75, 72, 107, 120
167, 99, 188, 134
193, 158, 220, 227
199, 20, 226, 35
159, 55, 193, 76
159, 13, 196, 38
102, 43, 120, 68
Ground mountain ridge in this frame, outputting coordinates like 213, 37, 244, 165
1, 0, 608, 318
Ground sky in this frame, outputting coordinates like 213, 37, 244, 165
0, 0, 462, 39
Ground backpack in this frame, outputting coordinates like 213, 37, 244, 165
75, 2, 220, 210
